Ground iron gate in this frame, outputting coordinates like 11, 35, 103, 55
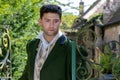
0, 26, 11, 80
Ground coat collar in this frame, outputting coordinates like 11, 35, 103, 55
56, 34, 67, 44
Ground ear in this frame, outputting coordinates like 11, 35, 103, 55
60, 19, 62, 25
38, 18, 42, 25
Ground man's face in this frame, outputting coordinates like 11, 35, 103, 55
39, 13, 62, 37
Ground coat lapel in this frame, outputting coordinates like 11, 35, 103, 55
42, 35, 67, 69
28, 39, 40, 80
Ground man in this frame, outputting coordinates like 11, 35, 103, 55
19, 4, 73, 80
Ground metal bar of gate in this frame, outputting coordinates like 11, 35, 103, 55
72, 41, 76, 80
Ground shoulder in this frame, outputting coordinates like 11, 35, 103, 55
58, 34, 72, 43
27, 38, 40, 47
26, 38, 40, 53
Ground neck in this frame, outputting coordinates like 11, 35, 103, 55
43, 34, 55, 43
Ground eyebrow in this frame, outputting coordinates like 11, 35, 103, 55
44, 17, 60, 20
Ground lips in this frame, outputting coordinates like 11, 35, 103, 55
49, 30, 54, 31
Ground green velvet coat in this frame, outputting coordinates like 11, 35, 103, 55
19, 35, 73, 80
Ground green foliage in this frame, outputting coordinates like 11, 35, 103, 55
100, 53, 112, 73
87, 13, 103, 21
112, 57, 120, 80
100, 44, 118, 74
61, 14, 77, 29
0, 0, 43, 79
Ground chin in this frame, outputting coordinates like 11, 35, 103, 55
48, 34, 56, 36
48, 32, 57, 36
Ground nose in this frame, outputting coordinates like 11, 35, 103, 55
50, 21, 54, 28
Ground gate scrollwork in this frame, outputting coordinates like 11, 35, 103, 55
0, 26, 11, 80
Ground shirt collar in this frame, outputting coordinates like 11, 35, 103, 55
36, 30, 65, 44
36, 33, 67, 45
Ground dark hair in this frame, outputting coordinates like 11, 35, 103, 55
40, 4, 62, 19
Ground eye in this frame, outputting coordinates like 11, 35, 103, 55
54, 20, 59, 23
45, 19, 50, 22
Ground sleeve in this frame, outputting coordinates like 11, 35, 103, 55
18, 63, 29, 80
18, 42, 30, 80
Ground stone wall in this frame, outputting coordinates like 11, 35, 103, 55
104, 22, 120, 43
